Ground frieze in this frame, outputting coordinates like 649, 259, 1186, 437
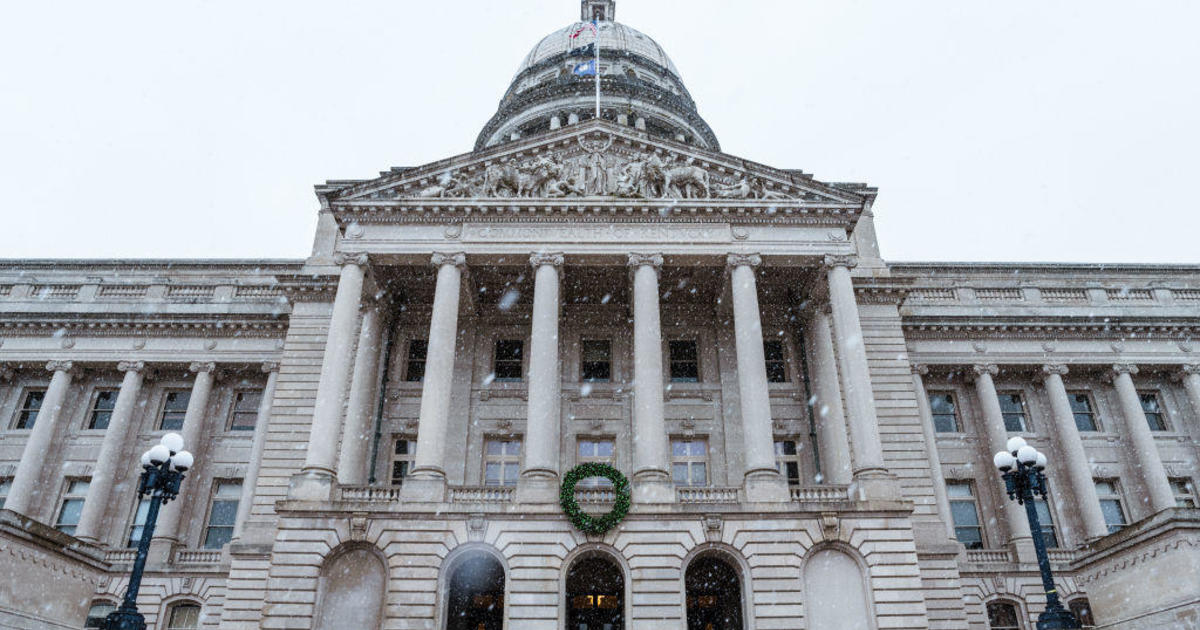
462, 223, 731, 244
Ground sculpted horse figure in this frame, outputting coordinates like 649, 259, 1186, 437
484, 157, 560, 197
662, 164, 710, 198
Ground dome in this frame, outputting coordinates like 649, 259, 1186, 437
475, 0, 718, 152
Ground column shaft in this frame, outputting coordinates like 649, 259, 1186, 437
1041, 366, 1108, 541
302, 257, 367, 477
76, 362, 146, 542
409, 253, 465, 493
6, 362, 74, 517
1111, 365, 1175, 512
809, 309, 851, 484
1182, 366, 1200, 425
155, 362, 215, 544
972, 365, 1032, 542
337, 305, 384, 486
911, 366, 957, 541
629, 254, 672, 502
519, 254, 564, 502
233, 363, 280, 540
825, 258, 887, 477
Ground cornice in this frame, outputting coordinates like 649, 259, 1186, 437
275, 274, 339, 302
0, 316, 287, 338
902, 321, 1200, 340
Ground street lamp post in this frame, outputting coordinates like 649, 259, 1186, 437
993, 436, 1080, 630
102, 433, 194, 630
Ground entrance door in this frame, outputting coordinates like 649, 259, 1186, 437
446, 554, 505, 630
566, 556, 624, 630
685, 555, 743, 630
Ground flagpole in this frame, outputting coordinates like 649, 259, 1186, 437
594, 21, 601, 119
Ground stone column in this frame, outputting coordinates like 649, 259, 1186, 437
337, 303, 385, 486
824, 255, 890, 496
911, 364, 957, 541
6, 361, 75, 517
233, 362, 280, 541
1110, 364, 1174, 513
1041, 365, 1109, 541
154, 361, 216, 548
1180, 365, 1200, 424
518, 252, 565, 503
75, 361, 147, 543
291, 253, 367, 499
971, 364, 1032, 543
628, 253, 673, 503
406, 252, 467, 502
727, 254, 789, 502
808, 308, 852, 485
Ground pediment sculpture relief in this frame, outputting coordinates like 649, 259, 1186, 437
403, 135, 810, 201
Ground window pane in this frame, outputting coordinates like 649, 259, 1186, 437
0, 479, 11, 509
89, 390, 118, 430
763, 340, 787, 383
1035, 499, 1058, 548
689, 441, 707, 456
1070, 600, 1095, 627
167, 604, 201, 630
668, 340, 699, 382
595, 440, 614, 457
929, 393, 959, 432
1171, 478, 1197, 508
484, 463, 501, 485
85, 602, 117, 629
494, 340, 524, 380
160, 391, 191, 431
987, 602, 1020, 629
1100, 500, 1126, 532
673, 463, 689, 485
672, 440, 688, 456
999, 393, 1027, 432
950, 501, 981, 527
1068, 393, 1098, 431
15, 391, 45, 429
691, 463, 707, 485
582, 340, 612, 382
128, 499, 151, 547
1139, 393, 1167, 431
406, 339, 428, 382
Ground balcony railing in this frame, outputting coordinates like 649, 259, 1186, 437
104, 549, 137, 564
334, 483, 857, 507
676, 486, 741, 504
175, 549, 223, 565
341, 486, 403, 502
1047, 549, 1079, 564
790, 485, 852, 503
575, 487, 617, 504
449, 486, 516, 504
966, 549, 1012, 564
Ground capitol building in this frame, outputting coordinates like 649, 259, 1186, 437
2, 2, 1198, 629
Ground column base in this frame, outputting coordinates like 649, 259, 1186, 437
401, 475, 447, 503
287, 469, 336, 501
516, 474, 560, 504
632, 471, 675, 504
744, 470, 790, 503
851, 469, 902, 501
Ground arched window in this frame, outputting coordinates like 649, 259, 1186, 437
314, 547, 386, 630
685, 555, 743, 630
1069, 599, 1095, 628
986, 601, 1023, 630
804, 549, 872, 630
445, 553, 505, 630
164, 602, 202, 630
84, 600, 116, 629
566, 555, 624, 630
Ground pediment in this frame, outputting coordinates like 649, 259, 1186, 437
321, 121, 869, 215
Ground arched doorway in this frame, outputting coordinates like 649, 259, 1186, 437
804, 548, 873, 630
314, 547, 385, 630
445, 553, 505, 630
566, 555, 625, 630
685, 555, 744, 630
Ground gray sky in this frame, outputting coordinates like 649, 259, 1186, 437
2, 1, 1198, 263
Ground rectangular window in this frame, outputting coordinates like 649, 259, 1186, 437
85, 602, 117, 629
127, 498, 151, 548
166, 604, 201, 630
14, 390, 45, 429
1170, 478, 1197, 508
998, 392, 1029, 432
1139, 392, 1167, 431
928, 392, 960, 433
202, 481, 242, 549
0, 478, 11, 509
774, 439, 802, 486
1095, 480, 1127, 533
159, 391, 191, 431
581, 340, 612, 382
405, 339, 428, 382
483, 438, 522, 486
55, 479, 91, 536
87, 390, 119, 430
946, 482, 984, 549
229, 390, 262, 431
390, 437, 417, 486
668, 340, 699, 383
577, 438, 615, 487
671, 439, 708, 486
1068, 392, 1099, 432
493, 340, 524, 381
763, 340, 787, 383
1034, 497, 1059, 549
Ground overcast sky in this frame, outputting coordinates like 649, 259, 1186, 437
2, 1, 1198, 263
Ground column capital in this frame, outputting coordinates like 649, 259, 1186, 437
0, 364, 13, 381
1181, 364, 1200, 376
45, 360, 75, 374
117, 361, 147, 374
332, 251, 369, 267
189, 361, 217, 375
430, 251, 467, 269
823, 254, 859, 270
971, 363, 999, 378
725, 253, 762, 269
261, 361, 281, 374
529, 251, 565, 268
910, 363, 929, 376
1042, 364, 1069, 377
626, 253, 663, 268
1111, 363, 1139, 376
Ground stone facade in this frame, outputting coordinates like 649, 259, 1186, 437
1, 2, 1198, 629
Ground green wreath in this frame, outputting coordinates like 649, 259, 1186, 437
559, 463, 631, 535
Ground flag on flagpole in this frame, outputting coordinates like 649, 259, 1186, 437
572, 59, 597, 76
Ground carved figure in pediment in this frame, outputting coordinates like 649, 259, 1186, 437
750, 177, 792, 200
545, 172, 586, 197
585, 151, 610, 196
662, 163, 710, 199
483, 156, 561, 197
415, 172, 469, 198
714, 176, 751, 199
